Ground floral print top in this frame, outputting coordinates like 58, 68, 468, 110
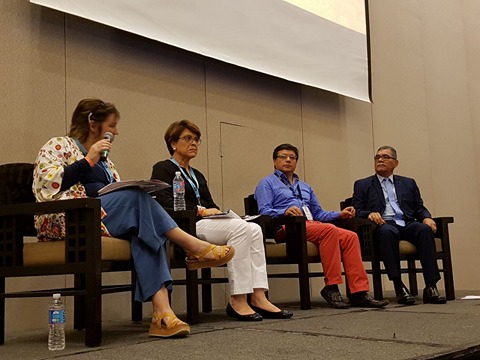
33, 136, 120, 241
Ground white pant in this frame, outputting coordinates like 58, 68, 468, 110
196, 218, 268, 295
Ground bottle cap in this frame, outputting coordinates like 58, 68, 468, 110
53, 293, 61, 299
175, 171, 180, 176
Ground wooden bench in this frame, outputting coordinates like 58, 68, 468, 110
0, 163, 201, 346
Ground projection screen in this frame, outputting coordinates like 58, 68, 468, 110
30, 0, 370, 102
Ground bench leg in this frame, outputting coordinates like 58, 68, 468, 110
442, 258, 455, 300
201, 268, 212, 313
85, 269, 102, 347
0, 277, 5, 345
298, 261, 311, 310
186, 269, 199, 324
74, 274, 86, 330
371, 259, 384, 300
407, 260, 418, 296
131, 270, 142, 322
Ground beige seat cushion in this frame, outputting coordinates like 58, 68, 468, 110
23, 237, 131, 266
266, 241, 319, 259
399, 238, 443, 255
264, 238, 442, 259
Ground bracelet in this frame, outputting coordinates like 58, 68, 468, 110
84, 156, 95, 167
197, 206, 207, 217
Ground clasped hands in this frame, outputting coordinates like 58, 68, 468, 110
284, 206, 355, 219
367, 212, 437, 233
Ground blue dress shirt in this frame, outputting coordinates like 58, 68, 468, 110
254, 169, 340, 222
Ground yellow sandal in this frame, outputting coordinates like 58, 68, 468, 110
185, 244, 235, 270
149, 312, 190, 338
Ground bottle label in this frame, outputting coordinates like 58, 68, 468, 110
173, 180, 185, 193
49, 309, 65, 324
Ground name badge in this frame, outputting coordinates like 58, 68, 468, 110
302, 205, 313, 221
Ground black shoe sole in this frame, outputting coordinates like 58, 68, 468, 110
423, 298, 447, 304
226, 303, 263, 321
397, 297, 416, 305
349, 299, 390, 308
249, 304, 293, 319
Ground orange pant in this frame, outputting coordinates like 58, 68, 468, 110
277, 221, 369, 294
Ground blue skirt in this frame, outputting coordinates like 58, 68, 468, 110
99, 188, 177, 302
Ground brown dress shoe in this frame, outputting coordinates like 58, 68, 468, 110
321, 286, 350, 309
349, 292, 389, 308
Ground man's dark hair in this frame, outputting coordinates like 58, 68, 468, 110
273, 143, 299, 160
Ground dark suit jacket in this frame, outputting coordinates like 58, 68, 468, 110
352, 174, 431, 223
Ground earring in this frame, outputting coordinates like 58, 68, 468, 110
173, 147, 176, 151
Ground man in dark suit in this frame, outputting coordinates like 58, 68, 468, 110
352, 146, 446, 305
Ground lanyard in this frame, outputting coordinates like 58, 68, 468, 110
74, 138, 115, 184
274, 172, 304, 202
169, 157, 201, 205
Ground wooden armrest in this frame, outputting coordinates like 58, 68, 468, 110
433, 216, 454, 224
333, 217, 372, 232
433, 216, 454, 252
165, 209, 197, 235
333, 217, 376, 260
244, 214, 270, 226
433, 216, 454, 236
243, 214, 303, 229
0, 198, 101, 217
243, 215, 270, 240
165, 208, 197, 222
0, 198, 103, 267
246, 214, 307, 259
268, 215, 305, 227
282, 216, 307, 259
268, 216, 307, 259
164, 209, 197, 265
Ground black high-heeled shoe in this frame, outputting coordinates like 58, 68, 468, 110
249, 304, 293, 319
226, 303, 263, 321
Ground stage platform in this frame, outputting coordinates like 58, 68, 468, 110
2, 291, 480, 360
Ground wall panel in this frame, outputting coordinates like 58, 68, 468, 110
0, 1, 65, 163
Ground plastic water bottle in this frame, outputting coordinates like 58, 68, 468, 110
173, 171, 186, 211
48, 293, 65, 351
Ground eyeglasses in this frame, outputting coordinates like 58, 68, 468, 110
374, 154, 396, 161
179, 135, 201, 145
276, 154, 298, 161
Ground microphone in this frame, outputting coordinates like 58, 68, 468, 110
100, 132, 114, 161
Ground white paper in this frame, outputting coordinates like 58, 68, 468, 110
202, 209, 241, 220
98, 179, 170, 196
243, 214, 262, 221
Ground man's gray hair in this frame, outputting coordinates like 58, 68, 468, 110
377, 145, 397, 159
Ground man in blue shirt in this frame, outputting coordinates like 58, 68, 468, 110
255, 143, 388, 309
